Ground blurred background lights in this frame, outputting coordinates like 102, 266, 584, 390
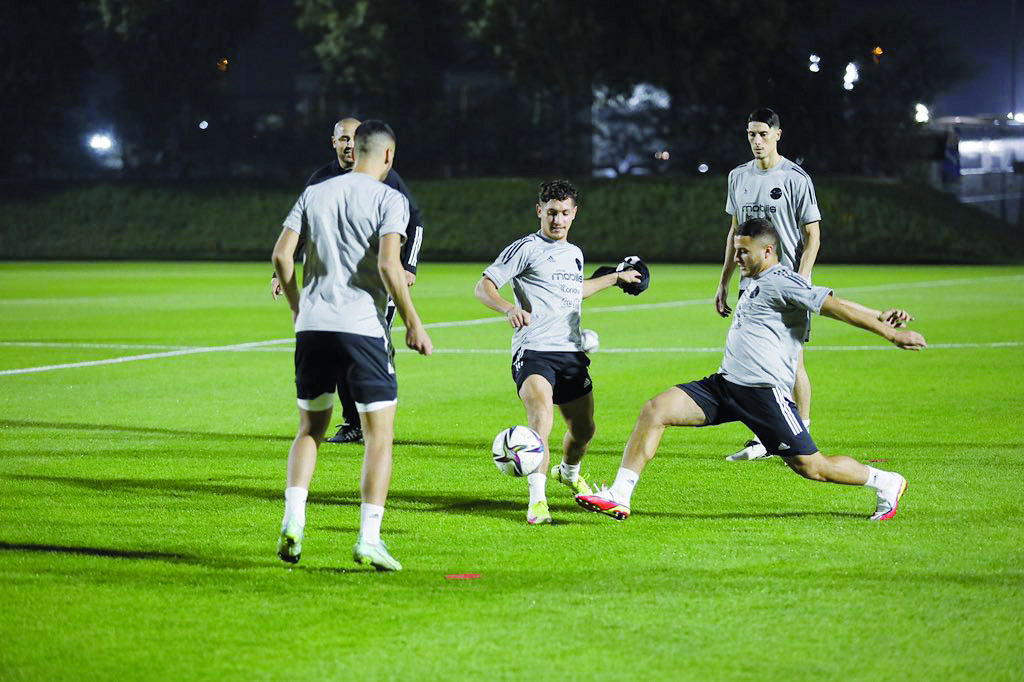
654, 150, 670, 161
199, 120, 209, 130
843, 62, 859, 90
88, 134, 113, 151
216, 57, 229, 72
698, 163, 709, 174
915, 103, 930, 123
1016, 113, 1024, 123
808, 54, 820, 73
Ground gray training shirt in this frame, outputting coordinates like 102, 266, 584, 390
283, 172, 409, 337
719, 264, 832, 393
483, 232, 585, 355
726, 156, 821, 289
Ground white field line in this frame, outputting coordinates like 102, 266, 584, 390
2, 273, 1022, 376
0, 341, 191, 351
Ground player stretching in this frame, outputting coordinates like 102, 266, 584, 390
577, 217, 923, 522
715, 108, 821, 461
272, 120, 432, 571
474, 180, 644, 525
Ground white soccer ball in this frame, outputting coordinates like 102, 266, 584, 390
491, 426, 545, 477
581, 328, 600, 353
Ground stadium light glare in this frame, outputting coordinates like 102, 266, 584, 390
698, 163, 709, 174
88, 134, 113, 152
199, 120, 209, 130
914, 104, 930, 123
809, 54, 820, 63
1016, 113, 1024, 123
809, 63, 820, 73
843, 62, 859, 90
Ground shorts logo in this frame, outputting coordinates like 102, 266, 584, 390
575, 258, 582, 271
778, 442, 790, 451
770, 187, 783, 200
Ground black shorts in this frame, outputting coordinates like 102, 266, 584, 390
678, 374, 817, 456
512, 349, 593, 405
294, 331, 397, 412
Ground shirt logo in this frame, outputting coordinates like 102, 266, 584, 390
747, 285, 760, 299
770, 187, 783, 200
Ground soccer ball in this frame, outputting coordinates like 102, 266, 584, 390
491, 426, 545, 477
580, 328, 600, 353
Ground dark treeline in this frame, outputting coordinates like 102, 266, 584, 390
0, 0, 971, 181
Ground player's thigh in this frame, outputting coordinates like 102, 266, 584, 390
359, 403, 397, 443
646, 386, 708, 427
298, 407, 333, 440
518, 373, 555, 412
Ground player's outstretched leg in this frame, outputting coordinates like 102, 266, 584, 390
352, 404, 403, 570
551, 392, 595, 496
576, 386, 706, 520
781, 452, 908, 521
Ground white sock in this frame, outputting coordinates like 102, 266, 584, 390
609, 467, 639, 506
863, 466, 890, 491
283, 486, 308, 530
527, 472, 547, 506
559, 461, 581, 483
360, 503, 385, 544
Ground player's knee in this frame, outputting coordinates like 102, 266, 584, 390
638, 398, 670, 428
570, 418, 596, 444
784, 455, 825, 482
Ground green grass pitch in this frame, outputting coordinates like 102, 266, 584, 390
1, 261, 1023, 681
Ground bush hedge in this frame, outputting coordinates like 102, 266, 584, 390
1, 176, 1019, 263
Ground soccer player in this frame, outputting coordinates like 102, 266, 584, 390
474, 180, 642, 525
577, 217, 924, 522
272, 120, 433, 571
715, 108, 820, 462
273, 116, 426, 446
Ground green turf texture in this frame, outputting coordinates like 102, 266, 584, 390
2, 262, 1023, 681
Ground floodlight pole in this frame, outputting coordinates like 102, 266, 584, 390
1012, 0, 1018, 116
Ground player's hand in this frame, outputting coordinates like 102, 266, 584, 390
714, 285, 731, 317
404, 271, 416, 287
271, 274, 283, 300
616, 268, 642, 286
879, 309, 913, 328
892, 329, 926, 351
506, 307, 530, 329
406, 323, 433, 356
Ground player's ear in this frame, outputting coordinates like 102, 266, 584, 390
536, 203, 543, 219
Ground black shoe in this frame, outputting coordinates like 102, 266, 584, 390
326, 424, 363, 444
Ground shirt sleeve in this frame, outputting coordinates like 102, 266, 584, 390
482, 238, 534, 289
282, 191, 307, 235
725, 170, 737, 216
379, 189, 410, 242
792, 173, 821, 226
775, 270, 831, 313
384, 170, 424, 273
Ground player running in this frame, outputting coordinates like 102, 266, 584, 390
474, 180, 645, 525
272, 120, 432, 571
577, 217, 923, 522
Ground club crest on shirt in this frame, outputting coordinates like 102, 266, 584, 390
770, 187, 783, 200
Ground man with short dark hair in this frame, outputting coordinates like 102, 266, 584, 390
474, 180, 642, 525
273, 116, 425, 446
272, 120, 432, 571
715, 108, 822, 461
578, 217, 924, 522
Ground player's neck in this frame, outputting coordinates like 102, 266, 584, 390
353, 161, 387, 181
753, 152, 782, 171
